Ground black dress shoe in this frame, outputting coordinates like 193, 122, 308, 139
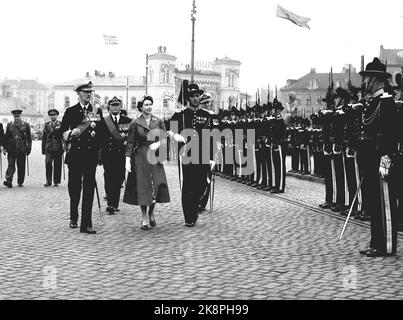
150, 218, 156, 227
331, 205, 343, 212
270, 188, 279, 193
365, 248, 395, 257
44, 182, 52, 187
106, 206, 115, 215
359, 247, 372, 255
53, 183, 59, 187
358, 213, 371, 221
3, 181, 12, 188
80, 227, 96, 234
319, 202, 332, 209
185, 222, 195, 227
18, 184, 23, 187
114, 208, 120, 212
69, 221, 78, 229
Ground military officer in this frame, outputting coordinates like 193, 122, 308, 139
42, 109, 64, 187
101, 96, 132, 215
3, 109, 32, 188
358, 57, 398, 257
60, 81, 104, 234
270, 99, 287, 193
167, 83, 216, 227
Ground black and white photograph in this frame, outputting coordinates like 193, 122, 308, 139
1, 0, 403, 304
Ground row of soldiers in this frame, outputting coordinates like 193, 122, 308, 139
202, 99, 287, 194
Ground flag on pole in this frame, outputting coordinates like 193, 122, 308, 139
276, 5, 311, 29
103, 34, 119, 45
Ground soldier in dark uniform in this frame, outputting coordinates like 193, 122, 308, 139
270, 99, 287, 193
318, 92, 336, 209
167, 83, 215, 227
60, 81, 104, 234
100, 96, 132, 215
3, 109, 32, 188
42, 109, 64, 187
0, 122, 4, 157
357, 58, 398, 257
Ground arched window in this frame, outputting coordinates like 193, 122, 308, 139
64, 96, 70, 109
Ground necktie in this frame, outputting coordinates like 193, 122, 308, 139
114, 116, 118, 126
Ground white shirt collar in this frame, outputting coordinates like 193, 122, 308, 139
111, 113, 120, 123
80, 102, 89, 110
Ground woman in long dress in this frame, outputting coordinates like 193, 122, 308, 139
123, 96, 170, 230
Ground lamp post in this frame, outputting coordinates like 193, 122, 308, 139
190, 0, 196, 84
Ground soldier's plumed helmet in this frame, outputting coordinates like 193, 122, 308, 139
335, 87, 349, 100
187, 83, 204, 96
11, 109, 23, 115
120, 109, 128, 116
273, 98, 284, 110
359, 57, 391, 79
47, 108, 59, 116
230, 106, 239, 116
73, 81, 94, 92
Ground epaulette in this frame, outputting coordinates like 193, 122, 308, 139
381, 92, 393, 99
173, 107, 184, 113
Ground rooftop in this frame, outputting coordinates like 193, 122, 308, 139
0, 79, 48, 90
55, 75, 145, 88
280, 68, 361, 91
379, 45, 403, 66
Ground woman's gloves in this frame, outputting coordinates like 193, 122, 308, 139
125, 157, 132, 173
149, 141, 161, 151
168, 130, 186, 143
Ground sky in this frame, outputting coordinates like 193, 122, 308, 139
1, 0, 403, 93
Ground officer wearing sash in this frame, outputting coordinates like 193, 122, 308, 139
358, 58, 398, 257
42, 109, 64, 187
101, 96, 132, 215
3, 109, 31, 188
61, 81, 104, 234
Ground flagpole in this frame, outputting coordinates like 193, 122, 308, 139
126, 77, 129, 110
190, 0, 196, 84
145, 54, 149, 95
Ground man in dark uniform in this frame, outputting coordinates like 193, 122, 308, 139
167, 83, 215, 227
42, 109, 64, 187
61, 81, 104, 234
3, 109, 32, 188
270, 99, 287, 193
358, 58, 398, 257
101, 96, 132, 215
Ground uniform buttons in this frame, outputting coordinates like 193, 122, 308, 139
78, 147, 81, 150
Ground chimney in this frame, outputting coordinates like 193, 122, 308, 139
310, 68, 316, 73
86, 72, 90, 78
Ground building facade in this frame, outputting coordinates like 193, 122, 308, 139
52, 46, 242, 118
279, 66, 361, 118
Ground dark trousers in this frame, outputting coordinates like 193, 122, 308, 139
255, 149, 265, 185
333, 153, 346, 207
199, 169, 212, 210
299, 147, 309, 173
103, 153, 125, 209
313, 151, 322, 176
68, 160, 97, 230
181, 163, 209, 224
45, 151, 63, 184
272, 144, 286, 191
323, 154, 334, 204
5, 152, 26, 185
359, 142, 397, 253
344, 155, 362, 211
291, 147, 300, 171
262, 146, 273, 188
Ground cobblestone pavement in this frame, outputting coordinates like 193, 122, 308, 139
0, 141, 402, 300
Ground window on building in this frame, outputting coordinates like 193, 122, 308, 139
131, 97, 137, 109
163, 98, 169, 109
149, 70, 154, 84
64, 96, 70, 109
104, 96, 109, 106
